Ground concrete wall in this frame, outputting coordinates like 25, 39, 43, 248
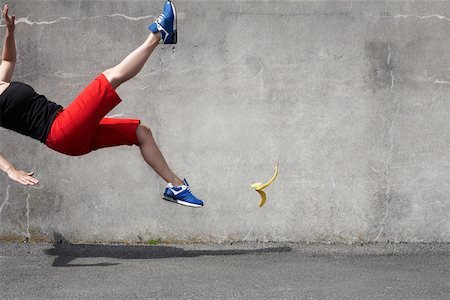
1, 0, 449, 243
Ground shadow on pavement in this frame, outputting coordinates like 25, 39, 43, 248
44, 233, 292, 267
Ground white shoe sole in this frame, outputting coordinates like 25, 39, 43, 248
162, 196, 203, 208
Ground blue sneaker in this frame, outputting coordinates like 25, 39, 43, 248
163, 179, 204, 208
149, 0, 177, 44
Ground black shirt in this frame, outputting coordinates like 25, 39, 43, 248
0, 82, 63, 143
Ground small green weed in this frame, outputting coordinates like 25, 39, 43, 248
146, 239, 162, 245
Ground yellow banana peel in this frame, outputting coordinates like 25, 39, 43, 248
256, 190, 267, 207
251, 163, 279, 207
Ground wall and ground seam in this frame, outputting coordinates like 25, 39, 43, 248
0, 0, 449, 244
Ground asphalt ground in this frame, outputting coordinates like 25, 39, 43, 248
0, 242, 449, 299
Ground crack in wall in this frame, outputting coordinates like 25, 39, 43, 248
95, 13, 155, 21
0, 185, 10, 217
15, 16, 72, 26
390, 71, 395, 92
375, 101, 400, 241
387, 45, 395, 93
387, 44, 392, 66
25, 194, 31, 242
375, 44, 399, 242
433, 80, 450, 84
244, 229, 254, 241
391, 14, 450, 21
2, 11, 450, 28
349, 13, 450, 22
1, 13, 155, 27
138, 85, 151, 92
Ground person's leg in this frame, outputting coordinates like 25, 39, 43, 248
79, 2, 203, 207
49, 28, 162, 155
89, 118, 203, 207
103, 32, 161, 90
46, 74, 123, 156
136, 124, 184, 186
89, 119, 183, 186
102, 0, 177, 89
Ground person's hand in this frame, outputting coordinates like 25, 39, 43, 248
7, 168, 39, 186
3, 4, 15, 33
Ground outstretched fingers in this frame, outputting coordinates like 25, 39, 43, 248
3, 4, 15, 30
3, 5, 9, 20
22, 172, 39, 185
9, 170, 40, 186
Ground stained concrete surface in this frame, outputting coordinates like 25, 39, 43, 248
0, 1, 450, 243
0, 242, 449, 299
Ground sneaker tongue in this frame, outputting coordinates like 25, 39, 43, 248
168, 183, 187, 189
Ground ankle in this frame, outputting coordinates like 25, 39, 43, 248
170, 177, 184, 187
148, 32, 161, 44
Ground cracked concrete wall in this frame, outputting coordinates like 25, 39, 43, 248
0, 0, 449, 243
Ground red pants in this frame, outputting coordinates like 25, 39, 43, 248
46, 74, 141, 156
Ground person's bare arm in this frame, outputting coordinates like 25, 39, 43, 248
0, 5, 38, 186
0, 4, 16, 82
0, 153, 39, 186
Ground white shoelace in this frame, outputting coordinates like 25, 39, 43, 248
156, 13, 165, 25
169, 184, 191, 194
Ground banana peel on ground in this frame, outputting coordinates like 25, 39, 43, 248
251, 163, 279, 207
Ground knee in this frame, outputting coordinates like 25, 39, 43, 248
136, 124, 153, 145
139, 124, 153, 136
102, 69, 121, 89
